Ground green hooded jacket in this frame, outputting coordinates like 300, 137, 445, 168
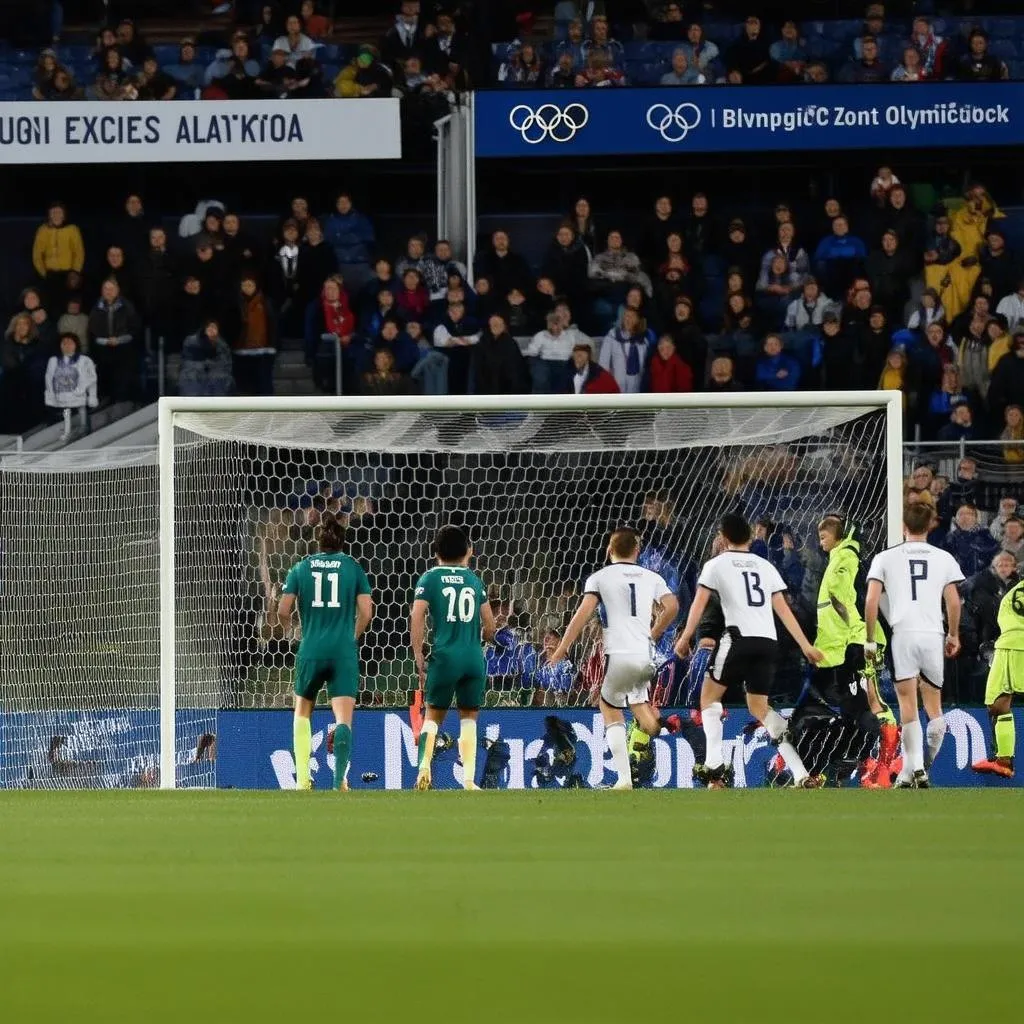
814, 526, 881, 667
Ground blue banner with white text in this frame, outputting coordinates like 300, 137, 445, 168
474, 83, 1021, 158
2, 707, 1018, 788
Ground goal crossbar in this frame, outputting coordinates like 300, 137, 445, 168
157, 391, 904, 789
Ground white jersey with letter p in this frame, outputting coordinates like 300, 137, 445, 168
697, 551, 787, 639
866, 543, 965, 635
584, 562, 672, 655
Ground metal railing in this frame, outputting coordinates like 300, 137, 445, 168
903, 439, 1024, 481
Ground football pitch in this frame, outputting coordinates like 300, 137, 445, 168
1, 790, 1020, 1024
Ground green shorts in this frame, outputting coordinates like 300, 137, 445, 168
984, 648, 1024, 706
425, 651, 487, 711
294, 652, 359, 701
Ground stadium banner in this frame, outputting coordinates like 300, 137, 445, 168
0, 98, 401, 164
214, 707, 1023, 790
474, 83, 1020, 158
2, 707, 1019, 788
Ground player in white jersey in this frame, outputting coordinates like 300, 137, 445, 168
864, 503, 964, 788
550, 527, 680, 789
675, 513, 825, 789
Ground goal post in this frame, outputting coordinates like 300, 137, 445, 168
156, 391, 904, 790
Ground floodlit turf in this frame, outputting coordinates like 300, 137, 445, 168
0, 791, 1020, 1024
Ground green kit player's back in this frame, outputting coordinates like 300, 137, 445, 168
283, 553, 371, 700
414, 565, 488, 709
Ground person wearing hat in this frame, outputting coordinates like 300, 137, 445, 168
166, 36, 204, 93
334, 44, 393, 98
256, 44, 292, 95
32, 47, 59, 100
979, 227, 1020, 301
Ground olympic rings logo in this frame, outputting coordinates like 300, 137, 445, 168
508, 103, 590, 144
645, 102, 702, 142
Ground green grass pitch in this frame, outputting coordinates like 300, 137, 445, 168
1, 790, 1020, 1024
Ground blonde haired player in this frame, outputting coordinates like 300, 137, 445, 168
864, 503, 964, 788
550, 527, 679, 789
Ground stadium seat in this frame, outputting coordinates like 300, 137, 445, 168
990, 39, 1018, 60
989, 18, 1018, 39
154, 44, 178, 65
807, 37, 840, 59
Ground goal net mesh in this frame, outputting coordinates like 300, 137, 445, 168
0, 403, 891, 788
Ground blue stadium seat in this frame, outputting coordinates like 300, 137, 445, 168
154, 44, 178, 64
321, 63, 339, 82
990, 39, 1018, 60
1009, 59, 1024, 80
623, 40, 648, 59
807, 37, 840, 59
988, 18, 1018, 39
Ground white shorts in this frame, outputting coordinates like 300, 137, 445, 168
890, 632, 945, 687
600, 654, 654, 709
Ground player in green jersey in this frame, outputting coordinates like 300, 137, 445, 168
277, 513, 373, 791
972, 578, 1024, 779
409, 526, 497, 791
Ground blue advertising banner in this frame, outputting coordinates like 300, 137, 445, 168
474, 83, 1020, 158
216, 707, 1021, 790
3, 707, 1018, 789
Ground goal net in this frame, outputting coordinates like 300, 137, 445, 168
0, 394, 900, 789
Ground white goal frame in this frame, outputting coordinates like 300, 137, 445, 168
157, 391, 904, 789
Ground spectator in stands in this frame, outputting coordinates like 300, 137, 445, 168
867, 229, 914, 325
273, 12, 316, 67
991, 496, 1023, 543
135, 55, 177, 100
649, 2, 686, 42
396, 269, 429, 322
363, 346, 414, 396
953, 301, 993, 408
879, 347, 908, 404
668, 25, 713, 80
589, 230, 651, 328
660, 48, 704, 86
841, 35, 888, 83
44, 332, 97, 432
433, 297, 480, 346
706, 354, 742, 392
852, 4, 887, 60
963, 551, 1020, 661
727, 15, 775, 85
547, 51, 576, 87
372, 318, 418, 375
818, 309, 851, 389
206, 32, 261, 85
421, 240, 466, 303
473, 311, 529, 394
361, 287, 398, 338
979, 228, 1020, 302
763, 221, 810, 280
424, 7, 468, 89
784, 277, 834, 332
541, 224, 589, 312
178, 319, 233, 398
359, 258, 397, 317
221, 212, 259, 280
166, 36, 204, 93
719, 218, 756, 285
318, 194, 373, 294
754, 333, 800, 392
99, 245, 136, 307
1002, 518, 1024, 564
93, 45, 136, 100
381, 0, 426, 73
638, 196, 682, 269
554, 17, 585, 67
910, 16, 948, 79
270, 219, 302, 336
1001, 405, 1024, 465
813, 216, 867, 298
568, 197, 599, 257
88, 279, 140, 405
395, 234, 428, 281
231, 274, 277, 396
647, 334, 693, 393
1, 313, 47, 433
937, 402, 977, 442
956, 29, 1008, 82
989, 332, 1024, 426
600, 308, 650, 394
945, 504, 1000, 575
498, 43, 543, 85
995, 278, 1024, 334
907, 287, 944, 334
116, 19, 152, 67
570, 342, 618, 395
891, 45, 925, 82
58, 294, 88, 351
31, 48, 58, 100
135, 227, 177, 337
581, 15, 624, 73
755, 253, 800, 326
668, 295, 706, 382
254, 3, 286, 47
575, 49, 625, 87
294, 219, 336, 315
32, 202, 84, 311
526, 310, 575, 394
654, 234, 695, 319
475, 230, 532, 299
299, 0, 331, 40
924, 363, 968, 439
770, 20, 807, 80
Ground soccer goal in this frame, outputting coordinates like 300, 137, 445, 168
0, 392, 902, 789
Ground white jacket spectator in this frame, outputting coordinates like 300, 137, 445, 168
45, 335, 98, 410
995, 286, 1024, 333
784, 284, 836, 330
273, 15, 318, 66
599, 312, 649, 393
432, 303, 480, 348
527, 318, 576, 361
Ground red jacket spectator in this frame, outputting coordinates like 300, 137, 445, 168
320, 277, 354, 339
570, 344, 619, 395
648, 337, 694, 392
396, 269, 429, 320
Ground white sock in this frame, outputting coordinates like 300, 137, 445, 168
902, 720, 924, 774
702, 702, 724, 769
606, 722, 631, 785
926, 716, 946, 764
763, 708, 809, 783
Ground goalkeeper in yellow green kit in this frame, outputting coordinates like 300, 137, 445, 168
972, 578, 1024, 779
813, 515, 899, 788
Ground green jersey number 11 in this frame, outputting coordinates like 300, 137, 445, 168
312, 571, 341, 609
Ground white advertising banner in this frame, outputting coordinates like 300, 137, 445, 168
0, 98, 401, 164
